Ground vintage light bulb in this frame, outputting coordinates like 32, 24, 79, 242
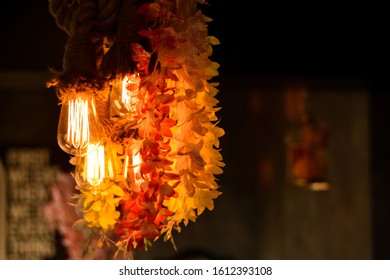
57, 92, 101, 156
123, 146, 143, 188
74, 138, 116, 192
110, 74, 141, 120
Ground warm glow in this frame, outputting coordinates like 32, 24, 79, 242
310, 182, 330, 191
121, 76, 130, 109
124, 149, 143, 186
67, 98, 90, 149
48, 0, 224, 255
57, 94, 100, 156
74, 138, 117, 191
122, 75, 140, 113
132, 152, 142, 185
112, 74, 140, 118
86, 144, 105, 187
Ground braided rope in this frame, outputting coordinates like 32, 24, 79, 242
48, 0, 73, 36
95, 0, 120, 38
47, 0, 127, 89
48, 0, 98, 92
93, 0, 120, 69
100, 0, 150, 78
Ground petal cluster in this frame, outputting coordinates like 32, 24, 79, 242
48, 0, 224, 259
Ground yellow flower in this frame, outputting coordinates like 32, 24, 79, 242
82, 182, 124, 232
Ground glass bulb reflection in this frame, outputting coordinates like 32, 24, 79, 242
123, 147, 143, 187
110, 74, 141, 120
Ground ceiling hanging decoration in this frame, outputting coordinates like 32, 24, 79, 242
47, 0, 224, 258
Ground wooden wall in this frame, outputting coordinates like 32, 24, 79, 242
135, 76, 372, 260
0, 72, 373, 259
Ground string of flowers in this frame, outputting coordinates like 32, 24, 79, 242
47, 0, 224, 259
135, 0, 225, 244
44, 171, 113, 259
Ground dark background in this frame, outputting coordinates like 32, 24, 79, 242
1, 1, 390, 259
1, 1, 390, 80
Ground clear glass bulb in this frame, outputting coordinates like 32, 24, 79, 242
123, 145, 143, 188
57, 92, 101, 156
110, 74, 141, 120
74, 138, 116, 192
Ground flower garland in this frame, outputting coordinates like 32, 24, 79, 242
44, 171, 113, 259
48, 0, 224, 259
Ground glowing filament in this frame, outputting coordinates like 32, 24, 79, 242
67, 97, 91, 150
86, 144, 105, 187
74, 138, 117, 191
121, 74, 140, 114
58, 94, 100, 156
132, 152, 142, 185
124, 150, 143, 185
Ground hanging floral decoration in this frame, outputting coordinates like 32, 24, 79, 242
47, 0, 224, 258
44, 171, 116, 259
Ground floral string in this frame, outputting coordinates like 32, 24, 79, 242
47, 0, 223, 259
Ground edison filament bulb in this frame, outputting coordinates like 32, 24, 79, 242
57, 91, 101, 156
74, 137, 117, 193
123, 145, 143, 188
110, 74, 141, 120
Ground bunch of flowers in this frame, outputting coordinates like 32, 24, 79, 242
44, 172, 112, 259
47, 0, 224, 259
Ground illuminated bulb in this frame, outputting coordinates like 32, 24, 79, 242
110, 74, 141, 120
57, 93, 101, 156
75, 138, 116, 193
109, 74, 142, 187
123, 147, 143, 187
